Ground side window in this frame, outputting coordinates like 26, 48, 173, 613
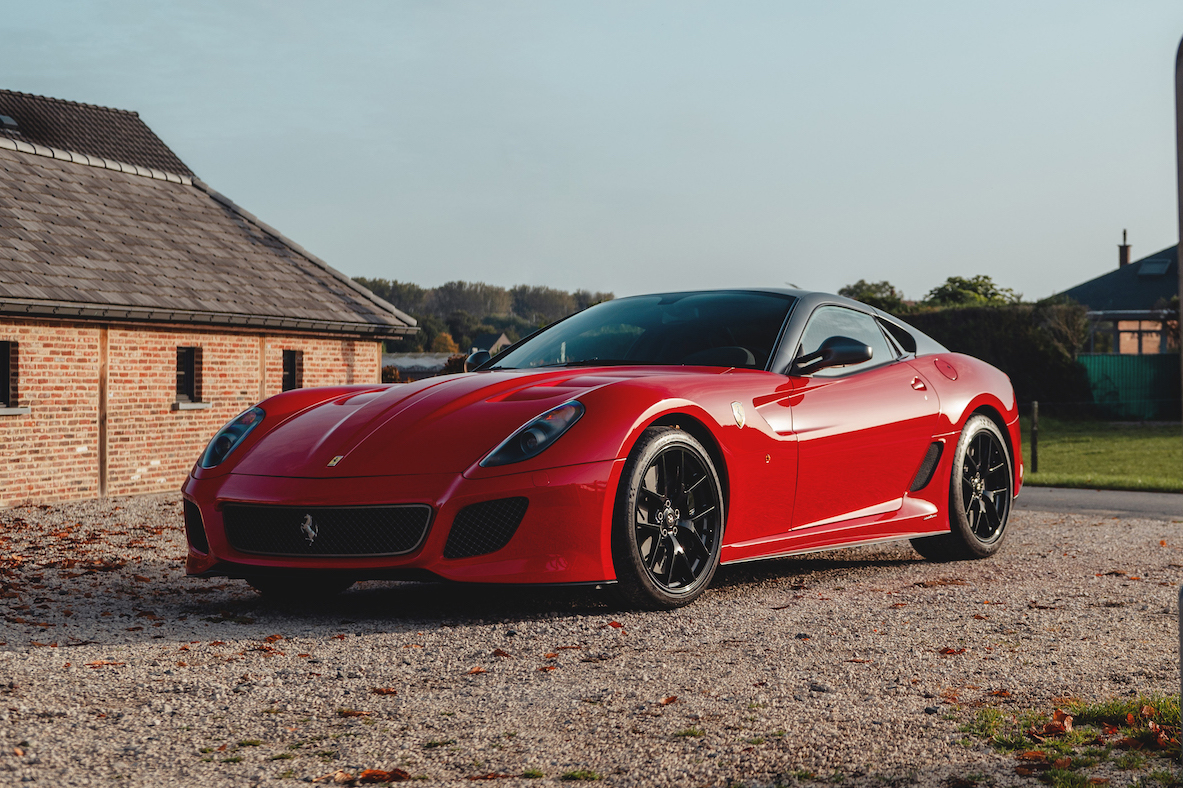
797, 306, 896, 377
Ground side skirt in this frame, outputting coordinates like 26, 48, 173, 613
721, 529, 949, 566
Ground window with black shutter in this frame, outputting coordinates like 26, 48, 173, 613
176, 346, 203, 402
282, 349, 303, 391
0, 341, 12, 407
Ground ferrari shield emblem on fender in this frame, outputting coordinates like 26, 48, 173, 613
300, 514, 318, 545
731, 401, 746, 429
327, 455, 344, 467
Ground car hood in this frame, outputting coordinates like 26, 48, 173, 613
231, 368, 665, 478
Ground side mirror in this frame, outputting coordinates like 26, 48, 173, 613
793, 336, 872, 375
464, 350, 492, 372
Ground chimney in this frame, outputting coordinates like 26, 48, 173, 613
1118, 229, 1130, 267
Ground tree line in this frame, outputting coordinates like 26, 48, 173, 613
354, 278, 614, 354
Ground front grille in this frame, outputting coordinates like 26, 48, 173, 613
184, 499, 208, 553
444, 497, 529, 559
223, 504, 431, 557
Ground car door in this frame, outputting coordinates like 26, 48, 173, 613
788, 305, 939, 530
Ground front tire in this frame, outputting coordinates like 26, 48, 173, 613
611, 427, 724, 609
911, 414, 1013, 562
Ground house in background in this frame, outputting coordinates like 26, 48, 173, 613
1056, 233, 1179, 419
0, 89, 416, 506
470, 331, 512, 355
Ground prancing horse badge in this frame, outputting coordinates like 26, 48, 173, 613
300, 514, 318, 545
731, 401, 746, 428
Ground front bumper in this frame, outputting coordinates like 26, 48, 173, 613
182, 459, 624, 585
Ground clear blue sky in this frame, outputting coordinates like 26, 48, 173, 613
8, 1, 1183, 302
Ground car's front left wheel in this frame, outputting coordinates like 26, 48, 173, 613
612, 426, 725, 609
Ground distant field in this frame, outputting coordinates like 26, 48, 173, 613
1017, 416, 1183, 493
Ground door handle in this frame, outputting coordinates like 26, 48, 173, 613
910, 377, 927, 391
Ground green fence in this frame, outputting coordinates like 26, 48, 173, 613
1078, 353, 1182, 420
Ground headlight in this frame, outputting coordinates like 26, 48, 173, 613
200, 406, 265, 468
480, 401, 585, 467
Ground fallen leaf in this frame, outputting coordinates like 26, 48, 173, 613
556, 645, 582, 650
1141, 705, 1157, 718
209, 641, 226, 646
133, 575, 151, 583
467, 666, 487, 675
938, 647, 966, 655
537, 665, 557, 672
313, 770, 356, 784
659, 696, 677, 705
331, 634, 346, 640
1028, 601, 1056, 610
263, 634, 284, 643
337, 709, 370, 717
216, 744, 228, 752
543, 652, 558, 659
371, 688, 398, 696
492, 649, 512, 658
1014, 767, 1033, 777
989, 690, 1011, 698
12, 748, 23, 757
1053, 757, 1070, 769
605, 621, 624, 629
973, 614, 988, 620
890, 602, 908, 608
1161, 540, 1167, 546
1017, 751, 1046, 761
359, 768, 411, 783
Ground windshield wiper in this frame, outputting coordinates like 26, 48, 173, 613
539, 358, 638, 368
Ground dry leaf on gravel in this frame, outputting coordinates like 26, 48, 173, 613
263, 634, 283, 643
466, 774, 514, 781
337, 709, 369, 717
492, 649, 512, 658
359, 768, 411, 783
371, 688, 398, 696
467, 666, 487, 675
1016, 751, 1046, 761
659, 696, 677, 705
937, 647, 966, 655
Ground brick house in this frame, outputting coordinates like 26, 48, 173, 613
0, 90, 416, 506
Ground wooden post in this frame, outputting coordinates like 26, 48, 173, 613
1031, 400, 1039, 474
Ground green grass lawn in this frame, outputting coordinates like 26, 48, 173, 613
1017, 416, 1183, 493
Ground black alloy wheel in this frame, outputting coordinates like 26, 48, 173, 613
911, 414, 1013, 562
612, 427, 724, 609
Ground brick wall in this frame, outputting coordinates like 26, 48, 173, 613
0, 318, 383, 507
0, 321, 101, 506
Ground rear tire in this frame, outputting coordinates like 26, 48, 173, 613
246, 574, 354, 601
611, 427, 724, 609
911, 414, 1012, 562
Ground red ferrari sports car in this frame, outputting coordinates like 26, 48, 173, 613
182, 289, 1021, 609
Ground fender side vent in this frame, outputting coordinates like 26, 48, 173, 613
444, 497, 529, 559
909, 442, 943, 492
184, 499, 209, 554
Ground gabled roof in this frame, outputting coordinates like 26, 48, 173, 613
471, 331, 511, 351
0, 91, 414, 336
1057, 245, 1178, 312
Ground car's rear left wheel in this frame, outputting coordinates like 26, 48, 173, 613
612, 426, 724, 609
912, 414, 1012, 562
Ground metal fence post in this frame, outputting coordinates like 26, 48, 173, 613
1031, 401, 1038, 474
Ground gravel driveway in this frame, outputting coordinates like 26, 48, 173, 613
1, 493, 1181, 787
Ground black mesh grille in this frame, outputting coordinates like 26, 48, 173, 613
444, 498, 529, 559
223, 504, 431, 557
184, 499, 208, 553
909, 442, 944, 492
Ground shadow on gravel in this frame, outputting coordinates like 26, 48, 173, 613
711, 549, 923, 590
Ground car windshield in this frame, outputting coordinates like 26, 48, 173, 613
488, 291, 796, 371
